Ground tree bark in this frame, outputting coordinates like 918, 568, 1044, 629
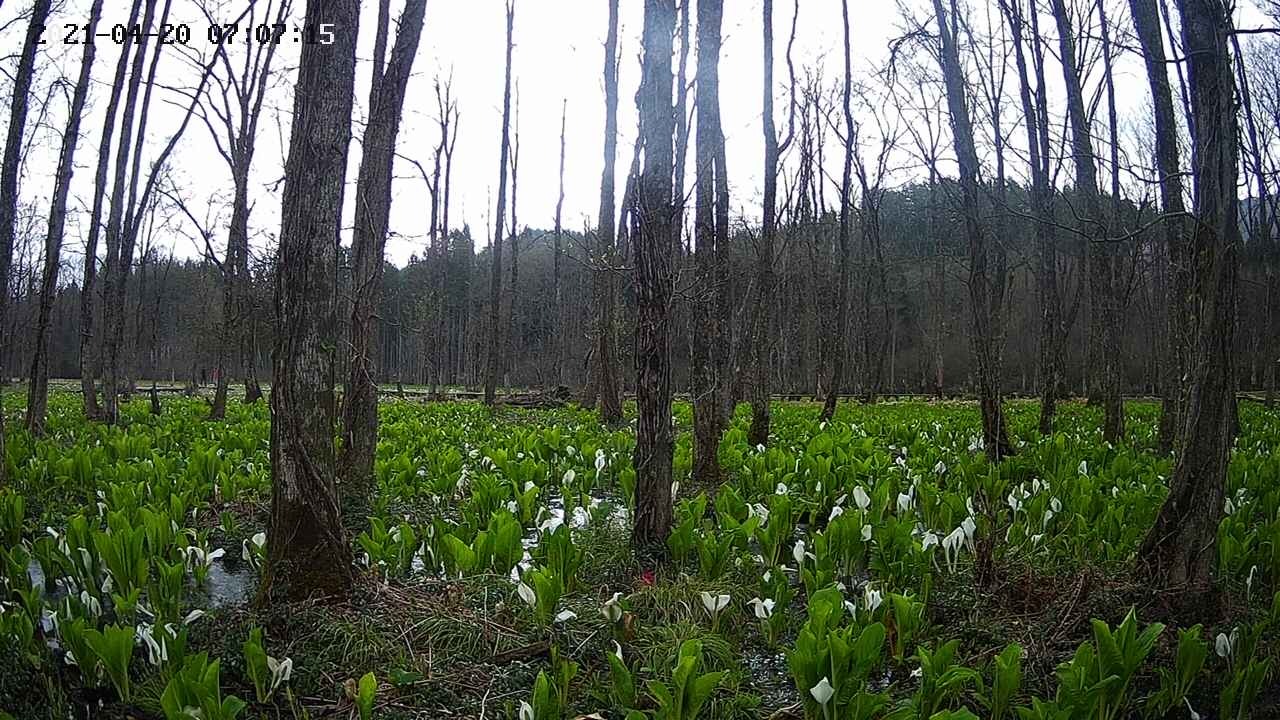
632, 0, 677, 557
263, 0, 361, 602
102, 0, 164, 423
692, 0, 726, 485
27, 0, 100, 435
1051, 0, 1124, 442
0, 0, 51, 481
932, 0, 1013, 460
749, 0, 794, 445
339, 0, 427, 505
1132, 0, 1190, 450
820, 0, 855, 422
554, 100, 567, 388
506, 101, 520, 388
588, 0, 625, 424
204, 0, 289, 414
80, 0, 145, 421
1004, 0, 1061, 434
1139, 0, 1240, 590
484, 2, 515, 406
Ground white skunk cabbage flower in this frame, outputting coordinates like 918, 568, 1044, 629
517, 581, 536, 608
700, 591, 730, 616
852, 487, 871, 511
601, 592, 624, 623
810, 677, 835, 706
749, 597, 775, 619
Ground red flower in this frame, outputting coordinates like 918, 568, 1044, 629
640, 570, 656, 586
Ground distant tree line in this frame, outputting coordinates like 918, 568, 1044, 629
1, 183, 1274, 400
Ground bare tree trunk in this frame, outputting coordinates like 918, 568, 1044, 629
0, 0, 51, 480
820, 0, 855, 422
339, 0, 426, 505
930, 165, 945, 400
692, 0, 726, 485
554, 100, 567, 388
428, 76, 457, 393
1139, 0, 1239, 590
589, 0, 625, 423
632, 0, 677, 557
27, 0, 101, 435
749, 0, 795, 445
484, 1, 515, 406
506, 100, 520, 388
1098, 0, 1127, 441
712, 88, 732, 428
932, 0, 1013, 461
263, 0, 361, 603
672, 0, 691, 236
1001, 0, 1057, 433
102, 0, 164, 423
210, 0, 290, 409
1231, 34, 1275, 413
1051, 0, 1123, 442
79, 0, 144, 422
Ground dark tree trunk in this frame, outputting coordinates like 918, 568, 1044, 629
339, 0, 426, 506
672, 0, 691, 236
1231, 34, 1275, 415
1051, 0, 1124, 442
80, 0, 145, 422
484, 2, 515, 407
27, 0, 100, 435
589, 0, 625, 424
692, 0, 726, 485
1001, 0, 1058, 434
0, 0, 51, 480
217, 2, 289, 410
263, 0, 361, 603
1099, 0, 1127, 441
632, 0, 677, 557
1140, 0, 1241, 590
749, 0, 792, 445
102, 0, 164, 424
932, 0, 1013, 461
820, 0, 855, 423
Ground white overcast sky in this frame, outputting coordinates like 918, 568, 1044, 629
1, 0, 1271, 269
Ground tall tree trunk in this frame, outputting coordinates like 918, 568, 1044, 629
231, 162, 264, 407
589, 0, 625, 423
749, 0, 793, 445
632, 0, 677, 557
484, 2, 515, 406
80, 0, 144, 421
692, 0, 726, 485
932, 0, 1013, 460
1051, 0, 1124, 442
554, 100, 567, 388
1231, 33, 1274, 412
820, 0, 855, 422
672, 0, 691, 236
221, 1, 289, 409
27, 0, 101, 435
929, 164, 945, 400
102, 0, 163, 423
1003, 0, 1060, 434
1098, 0, 1127, 441
339, 0, 427, 506
0, 0, 51, 481
263, 0, 361, 602
1139, 0, 1240, 590
506, 105, 520, 388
